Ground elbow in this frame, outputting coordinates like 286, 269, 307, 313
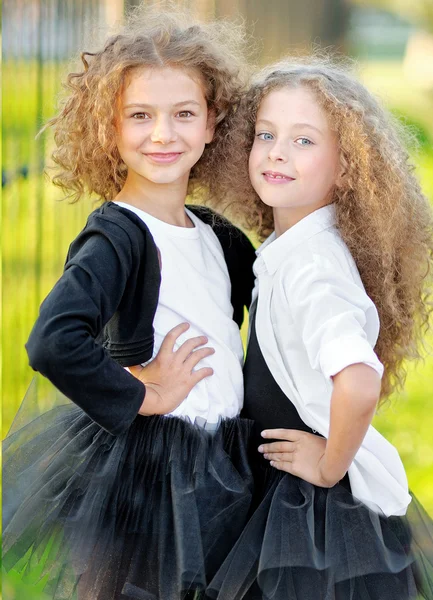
359, 366, 382, 410
26, 338, 50, 374
359, 387, 380, 416
333, 364, 381, 414
26, 325, 62, 374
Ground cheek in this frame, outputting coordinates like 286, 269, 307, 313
303, 151, 337, 178
301, 151, 324, 173
249, 146, 261, 177
117, 123, 142, 150
310, 155, 340, 193
186, 121, 209, 150
115, 131, 127, 159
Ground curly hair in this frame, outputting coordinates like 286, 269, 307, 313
44, 4, 250, 204
217, 55, 433, 401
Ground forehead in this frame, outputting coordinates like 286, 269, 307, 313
257, 86, 330, 130
122, 66, 207, 105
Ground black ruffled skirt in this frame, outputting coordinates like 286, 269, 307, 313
207, 453, 433, 600
218, 307, 433, 600
3, 378, 254, 600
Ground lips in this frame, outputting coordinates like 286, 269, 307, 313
145, 152, 183, 164
262, 171, 295, 184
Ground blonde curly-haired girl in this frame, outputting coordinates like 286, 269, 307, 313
209, 56, 433, 600
3, 7, 257, 600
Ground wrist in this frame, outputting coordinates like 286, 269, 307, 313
319, 456, 345, 487
138, 385, 160, 416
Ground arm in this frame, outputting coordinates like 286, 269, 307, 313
260, 364, 380, 486
320, 363, 381, 485
259, 256, 383, 485
26, 227, 146, 435
27, 222, 215, 434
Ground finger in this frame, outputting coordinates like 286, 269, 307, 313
270, 460, 293, 473
160, 323, 191, 353
263, 452, 294, 462
190, 367, 214, 385
258, 441, 295, 453
176, 335, 209, 362
261, 428, 301, 441
184, 347, 215, 370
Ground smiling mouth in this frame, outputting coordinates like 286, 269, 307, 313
145, 152, 183, 164
262, 171, 295, 183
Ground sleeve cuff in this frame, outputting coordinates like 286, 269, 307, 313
319, 335, 384, 379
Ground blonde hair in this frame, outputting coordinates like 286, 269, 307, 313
45, 5, 249, 203
218, 55, 433, 401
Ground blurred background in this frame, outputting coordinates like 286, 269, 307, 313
2, 0, 433, 597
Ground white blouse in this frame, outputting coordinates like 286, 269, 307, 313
253, 204, 411, 516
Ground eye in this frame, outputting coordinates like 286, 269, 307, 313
131, 112, 150, 120
177, 110, 194, 118
295, 137, 313, 146
256, 132, 274, 141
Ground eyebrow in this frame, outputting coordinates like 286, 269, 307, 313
256, 119, 324, 135
124, 100, 202, 109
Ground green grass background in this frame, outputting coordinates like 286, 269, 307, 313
2, 59, 433, 598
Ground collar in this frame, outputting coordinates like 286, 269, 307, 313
256, 204, 337, 275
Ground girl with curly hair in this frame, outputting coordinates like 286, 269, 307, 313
2, 7, 257, 600
207, 57, 433, 599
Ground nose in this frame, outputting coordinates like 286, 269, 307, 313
150, 116, 177, 144
268, 141, 288, 163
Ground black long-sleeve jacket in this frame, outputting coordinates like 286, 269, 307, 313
26, 202, 256, 435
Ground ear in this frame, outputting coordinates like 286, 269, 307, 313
335, 161, 346, 189
335, 172, 345, 188
205, 109, 216, 144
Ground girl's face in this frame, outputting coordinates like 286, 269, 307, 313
249, 86, 341, 226
116, 66, 214, 187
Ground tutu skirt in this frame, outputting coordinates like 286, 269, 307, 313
222, 307, 433, 600
207, 450, 433, 600
3, 378, 254, 600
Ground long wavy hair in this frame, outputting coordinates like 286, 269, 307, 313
217, 56, 433, 401
43, 5, 250, 203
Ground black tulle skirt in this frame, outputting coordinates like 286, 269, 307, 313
207, 452, 433, 600
3, 378, 254, 600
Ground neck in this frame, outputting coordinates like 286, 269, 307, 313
273, 207, 309, 237
115, 172, 191, 227
273, 200, 332, 237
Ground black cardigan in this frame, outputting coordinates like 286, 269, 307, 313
26, 202, 256, 435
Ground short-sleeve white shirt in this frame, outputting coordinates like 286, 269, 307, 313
253, 204, 410, 516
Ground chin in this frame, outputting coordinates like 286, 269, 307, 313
257, 196, 288, 209
146, 173, 183, 184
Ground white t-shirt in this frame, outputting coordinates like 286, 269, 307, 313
115, 202, 244, 422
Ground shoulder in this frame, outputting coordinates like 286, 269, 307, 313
70, 202, 153, 251
280, 226, 358, 281
66, 202, 157, 267
187, 204, 255, 251
309, 227, 358, 275
279, 229, 373, 311
187, 204, 235, 232
87, 202, 152, 241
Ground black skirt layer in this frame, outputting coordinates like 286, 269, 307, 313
3, 378, 254, 600
207, 306, 433, 600
207, 456, 433, 600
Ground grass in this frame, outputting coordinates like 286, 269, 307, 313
2, 58, 433, 598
